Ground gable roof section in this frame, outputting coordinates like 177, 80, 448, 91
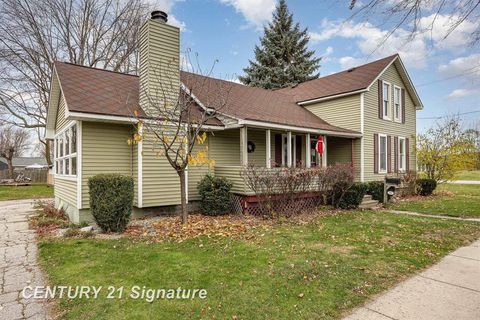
181, 72, 357, 133
278, 54, 422, 108
54, 61, 144, 118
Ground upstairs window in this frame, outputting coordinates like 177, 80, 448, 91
382, 82, 391, 120
54, 124, 77, 176
394, 86, 402, 122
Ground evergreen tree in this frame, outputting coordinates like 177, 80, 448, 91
239, 0, 321, 89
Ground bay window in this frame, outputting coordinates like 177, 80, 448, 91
54, 124, 77, 176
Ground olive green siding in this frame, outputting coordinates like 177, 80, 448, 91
141, 131, 181, 207
208, 130, 241, 166
305, 94, 361, 132
55, 95, 71, 132
139, 20, 180, 116
54, 178, 77, 206
326, 137, 360, 179
214, 166, 252, 195
188, 141, 211, 201
81, 122, 133, 208
247, 128, 267, 166
363, 63, 417, 181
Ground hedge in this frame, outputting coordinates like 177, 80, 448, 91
198, 174, 233, 216
88, 174, 134, 232
336, 182, 368, 209
416, 179, 437, 196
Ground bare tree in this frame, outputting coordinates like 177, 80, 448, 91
0, 0, 151, 165
132, 61, 232, 224
349, 0, 480, 46
0, 125, 30, 178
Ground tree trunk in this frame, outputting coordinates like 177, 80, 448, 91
7, 157, 14, 179
178, 170, 188, 224
45, 140, 52, 166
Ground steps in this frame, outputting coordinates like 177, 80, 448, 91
359, 195, 380, 210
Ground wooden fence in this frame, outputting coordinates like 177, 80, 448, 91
0, 168, 49, 183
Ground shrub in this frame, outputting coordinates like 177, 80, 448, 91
365, 181, 384, 203
336, 182, 368, 209
416, 179, 437, 196
88, 174, 134, 232
198, 174, 233, 216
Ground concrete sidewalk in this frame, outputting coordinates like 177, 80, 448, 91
447, 180, 480, 185
343, 239, 480, 320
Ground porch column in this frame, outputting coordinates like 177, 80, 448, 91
266, 129, 271, 169
240, 126, 248, 166
322, 135, 327, 167
305, 133, 311, 168
287, 131, 292, 167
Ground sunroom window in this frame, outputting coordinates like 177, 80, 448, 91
54, 124, 77, 176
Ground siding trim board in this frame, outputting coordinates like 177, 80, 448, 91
77, 121, 83, 209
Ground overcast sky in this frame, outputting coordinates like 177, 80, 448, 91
157, 0, 479, 131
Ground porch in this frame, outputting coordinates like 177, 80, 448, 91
209, 126, 361, 195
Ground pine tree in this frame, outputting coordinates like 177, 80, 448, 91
239, 0, 321, 89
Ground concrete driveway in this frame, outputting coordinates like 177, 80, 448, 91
0, 199, 49, 320
344, 239, 480, 320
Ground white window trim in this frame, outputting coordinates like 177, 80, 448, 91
281, 134, 296, 167
382, 81, 392, 121
378, 134, 388, 174
53, 122, 78, 179
398, 136, 406, 172
393, 85, 402, 123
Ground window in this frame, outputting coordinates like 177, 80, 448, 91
398, 137, 406, 172
379, 134, 387, 173
382, 82, 391, 119
394, 86, 401, 122
54, 124, 78, 176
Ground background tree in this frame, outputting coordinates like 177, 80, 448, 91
0, 125, 30, 178
349, 0, 480, 46
417, 116, 478, 182
132, 62, 232, 224
239, 0, 321, 89
0, 0, 150, 166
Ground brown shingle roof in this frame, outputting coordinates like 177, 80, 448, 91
181, 72, 357, 133
53, 61, 359, 134
278, 54, 398, 103
54, 61, 145, 117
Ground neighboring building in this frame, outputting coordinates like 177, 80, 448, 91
45, 11, 422, 223
0, 157, 48, 171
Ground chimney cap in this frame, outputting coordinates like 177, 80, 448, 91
151, 11, 168, 23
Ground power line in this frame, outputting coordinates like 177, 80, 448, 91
416, 65, 480, 87
418, 109, 480, 119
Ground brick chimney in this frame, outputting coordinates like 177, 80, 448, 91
139, 11, 180, 116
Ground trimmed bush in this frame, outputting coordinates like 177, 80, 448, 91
88, 174, 134, 232
416, 179, 437, 196
365, 181, 384, 203
336, 182, 368, 209
198, 174, 233, 216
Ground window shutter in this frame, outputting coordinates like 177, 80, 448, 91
405, 137, 410, 171
378, 80, 383, 119
295, 135, 302, 166
373, 134, 379, 173
401, 88, 406, 124
394, 137, 398, 173
387, 135, 392, 173
274, 134, 282, 167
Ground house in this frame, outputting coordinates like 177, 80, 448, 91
0, 157, 49, 171
45, 11, 422, 223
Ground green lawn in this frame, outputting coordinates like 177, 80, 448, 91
387, 184, 480, 218
39, 212, 480, 320
0, 184, 53, 201
453, 170, 480, 181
